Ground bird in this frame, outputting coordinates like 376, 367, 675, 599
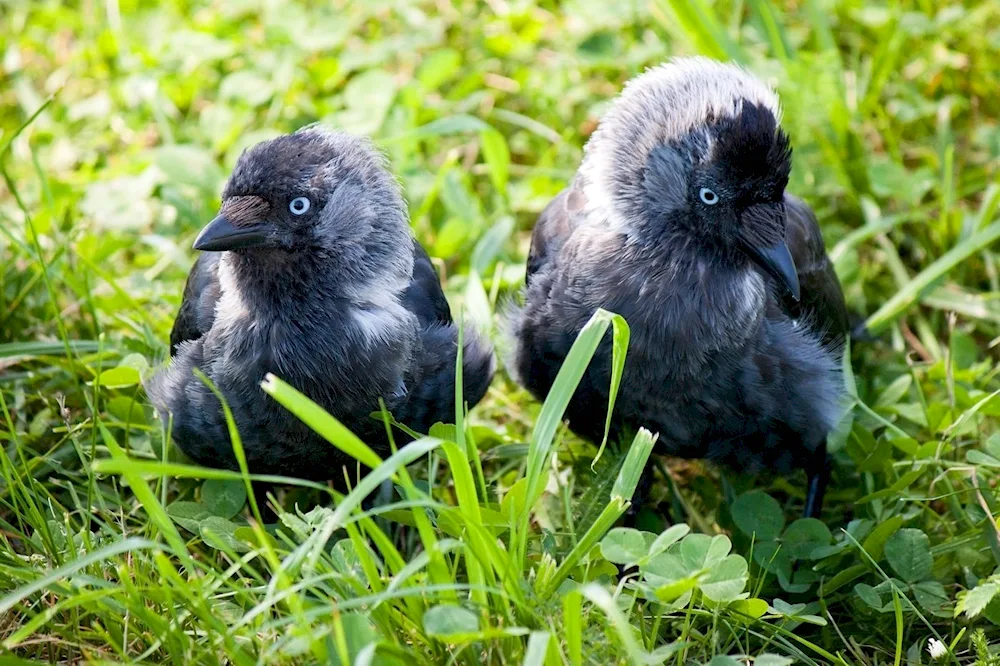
146, 125, 495, 482
508, 57, 849, 520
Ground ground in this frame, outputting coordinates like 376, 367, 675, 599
2, 0, 1000, 664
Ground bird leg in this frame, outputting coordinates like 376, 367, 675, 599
802, 445, 831, 519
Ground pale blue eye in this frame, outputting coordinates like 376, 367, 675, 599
699, 188, 719, 205
289, 196, 311, 215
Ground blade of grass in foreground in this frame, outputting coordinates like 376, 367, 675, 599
0, 537, 161, 618
516, 309, 629, 572
98, 424, 192, 568
261, 372, 383, 469
865, 219, 1000, 333
540, 429, 656, 600
302, 436, 446, 574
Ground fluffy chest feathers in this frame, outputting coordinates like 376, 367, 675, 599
563, 230, 768, 365
209, 257, 416, 394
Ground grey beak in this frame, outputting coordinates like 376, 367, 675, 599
743, 240, 800, 302
193, 214, 270, 252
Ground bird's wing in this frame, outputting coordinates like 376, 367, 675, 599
401, 239, 453, 327
169, 252, 222, 355
526, 185, 586, 285
780, 194, 849, 345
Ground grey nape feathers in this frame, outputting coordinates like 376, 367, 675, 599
147, 126, 495, 480
509, 57, 850, 519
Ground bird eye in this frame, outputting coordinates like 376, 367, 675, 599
699, 188, 719, 205
289, 196, 311, 215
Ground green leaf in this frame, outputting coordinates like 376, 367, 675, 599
523, 632, 550, 666
105, 396, 146, 424
517, 309, 627, 571
861, 515, 903, 560
769, 598, 827, 625
647, 524, 690, 559
680, 533, 731, 571
166, 501, 211, 534
330, 539, 365, 580
201, 479, 247, 519
600, 528, 649, 566
755, 655, 793, 666
700, 554, 749, 603
730, 598, 769, 620
731, 491, 785, 541
781, 518, 832, 560
94, 366, 140, 389
642, 553, 688, 584
957, 580, 1000, 618
480, 128, 510, 193
653, 577, 699, 604
200, 516, 249, 553
500, 473, 548, 521
874, 375, 912, 407
855, 583, 884, 611
913, 580, 949, 614
422, 604, 480, 637
884, 528, 933, 583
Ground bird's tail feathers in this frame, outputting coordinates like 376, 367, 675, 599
494, 294, 528, 386
460, 323, 496, 409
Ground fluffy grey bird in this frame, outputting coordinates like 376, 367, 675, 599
509, 57, 849, 518
147, 126, 495, 480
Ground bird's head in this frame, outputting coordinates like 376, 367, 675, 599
193, 125, 412, 287
579, 56, 799, 300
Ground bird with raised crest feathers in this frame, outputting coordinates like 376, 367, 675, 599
508, 57, 849, 519
147, 126, 495, 481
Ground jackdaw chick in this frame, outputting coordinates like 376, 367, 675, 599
147, 126, 495, 480
509, 57, 849, 519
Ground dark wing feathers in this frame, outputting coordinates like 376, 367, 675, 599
169, 252, 222, 355
170, 240, 454, 355
780, 194, 849, 346
526, 187, 579, 285
402, 239, 453, 326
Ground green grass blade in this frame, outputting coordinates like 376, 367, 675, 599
541, 430, 656, 599
97, 424, 192, 567
0, 537, 161, 617
261, 372, 383, 469
517, 309, 627, 569
865, 220, 1000, 333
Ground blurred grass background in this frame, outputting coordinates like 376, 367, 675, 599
3, 0, 1000, 663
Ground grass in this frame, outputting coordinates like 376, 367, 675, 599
2, 0, 1000, 663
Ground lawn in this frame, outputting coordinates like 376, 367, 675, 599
2, 0, 1000, 663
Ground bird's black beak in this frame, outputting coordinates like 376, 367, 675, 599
193, 214, 271, 252
738, 203, 800, 302
742, 240, 800, 302
193, 196, 274, 252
